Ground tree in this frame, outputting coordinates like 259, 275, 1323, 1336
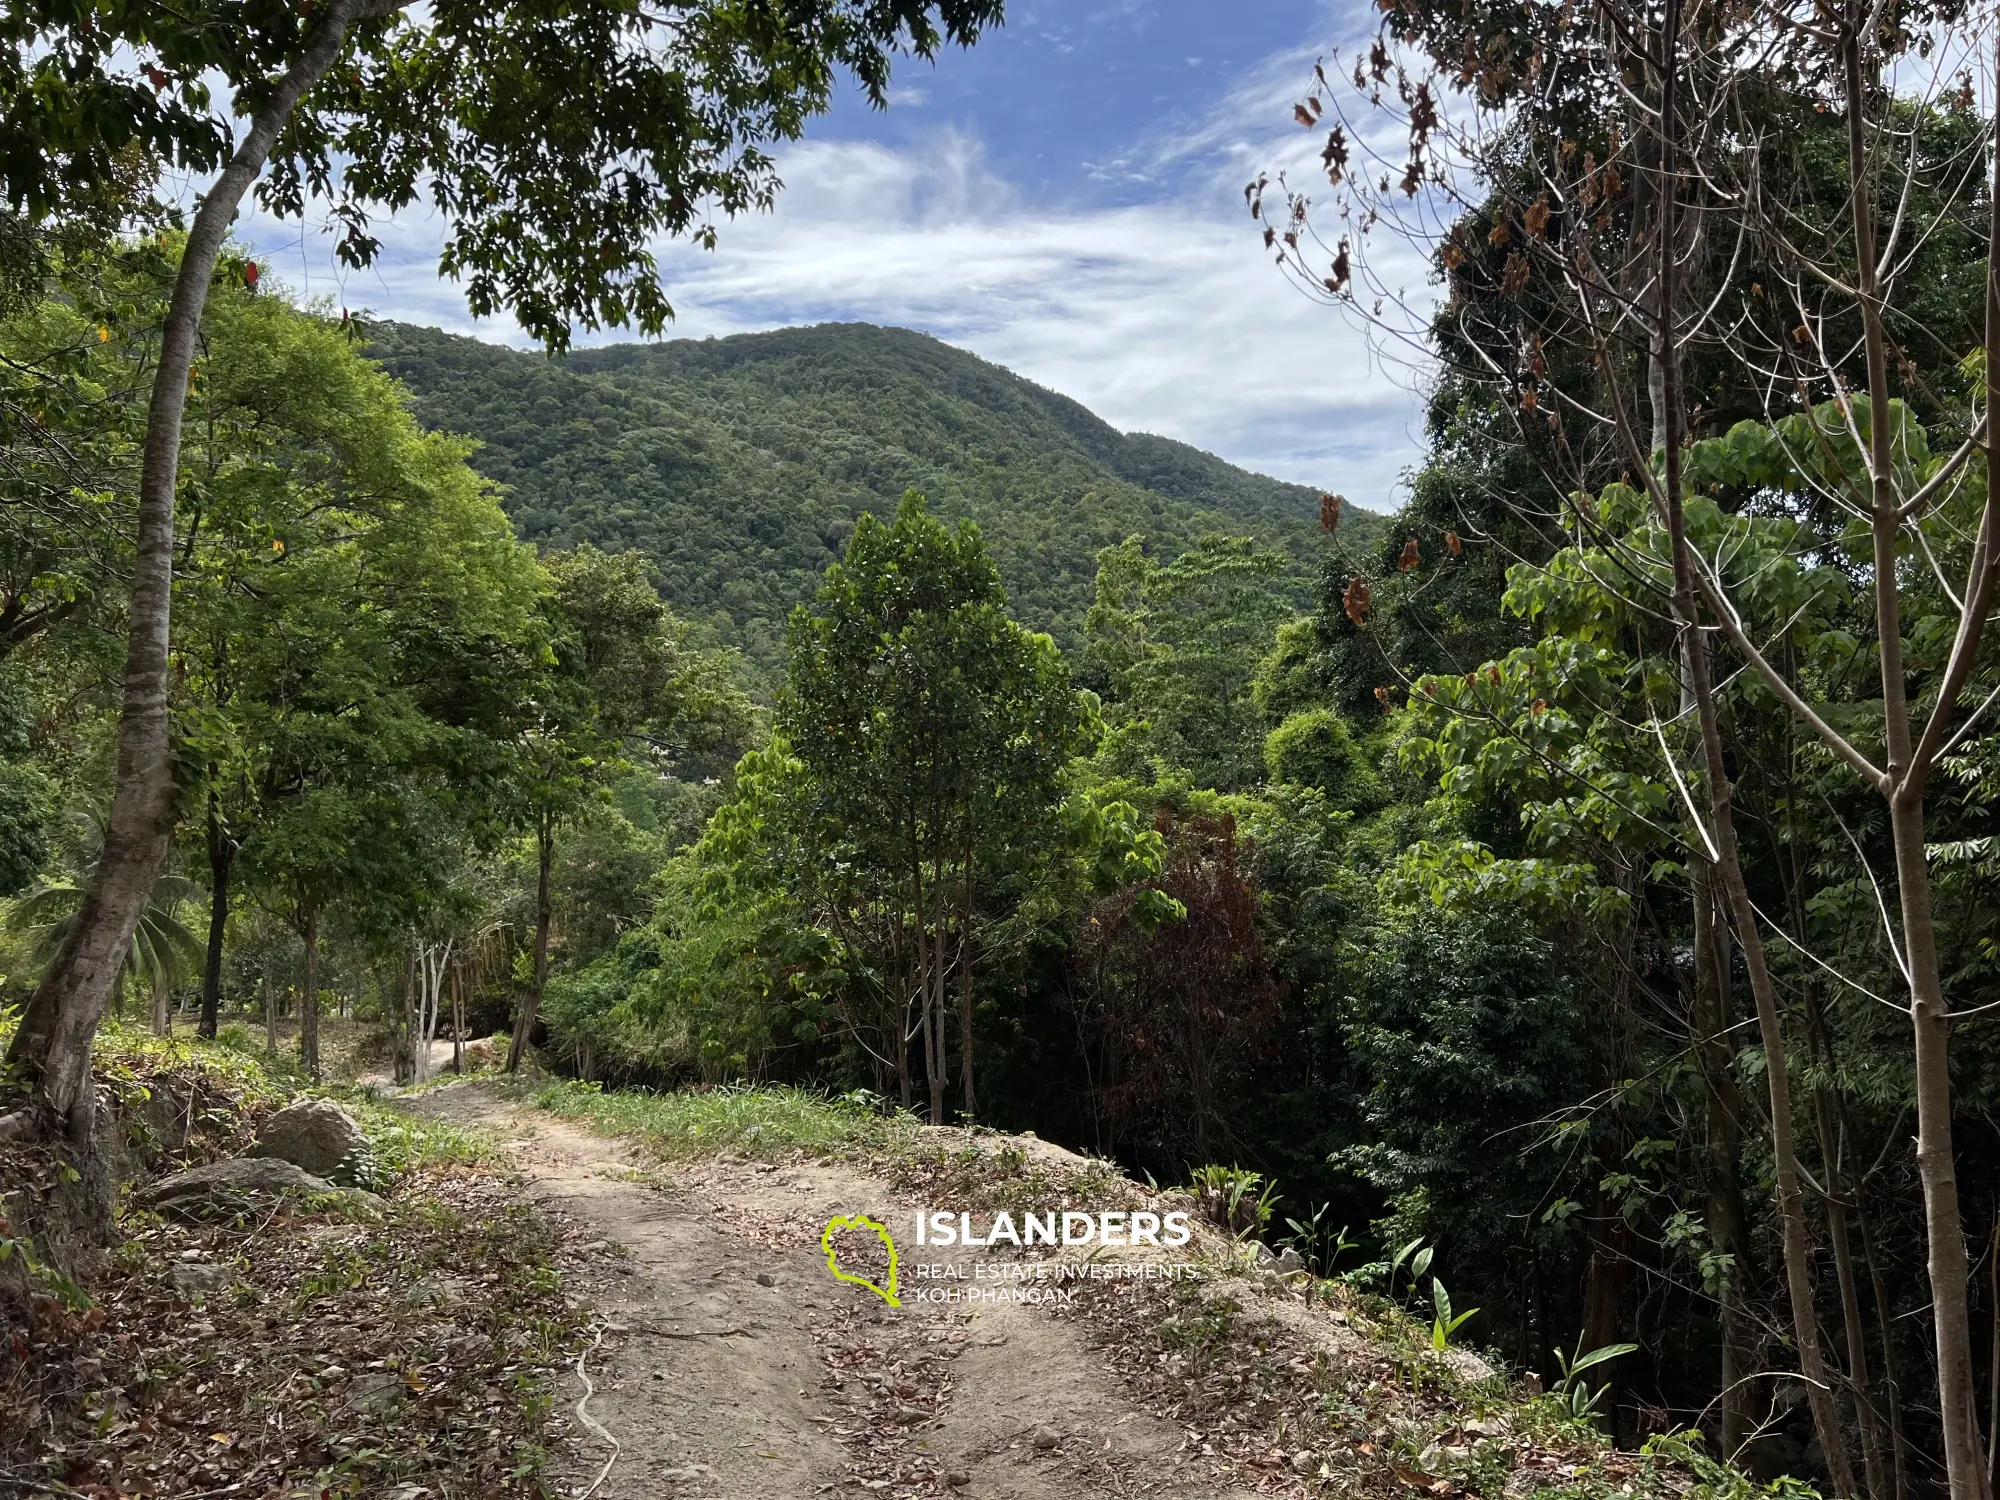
1085, 533, 1295, 791
1061, 809, 1277, 1161
781, 491, 1088, 1122
161, 266, 514, 1038
8, 812, 200, 1036
1257, 0, 2000, 1481
503, 547, 750, 1072
0, 0, 1002, 1155
0, 240, 153, 666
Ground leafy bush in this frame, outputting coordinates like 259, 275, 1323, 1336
1264, 707, 1385, 810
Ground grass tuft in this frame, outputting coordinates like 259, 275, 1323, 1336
534, 1079, 919, 1161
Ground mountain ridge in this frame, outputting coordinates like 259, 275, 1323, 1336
367, 319, 1381, 673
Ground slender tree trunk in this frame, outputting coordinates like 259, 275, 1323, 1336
955, 928, 977, 1121
0, 0, 374, 1148
920, 892, 945, 1126
450, 958, 464, 1075
1655, 14, 1853, 1486
1693, 868, 1750, 1457
150, 979, 168, 1038
393, 943, 414, 1085
1840, 27, 1990, 1496
262, 973, 276, 1054
199, 787, 233, 1040
1857, 1194, 1912, 1500
421, 941, 448, 1084
911, 849, 946, 1126
1681, 476, 1856, 1500
1986, 1222, 1997, 1489
896, 1018, 913, 1109
507, 811, 556, 1073
888, 917, 913, 1108
1580, 1187, 1629, 1429
1802, 978, 1889, 1500
1826, 1125, 1888, 1500
411, 942, 428, 1086
299, 902, 320, 1083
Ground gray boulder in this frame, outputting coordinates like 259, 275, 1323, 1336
253, 1098, 366, 1181
140, 1156, 334, 1217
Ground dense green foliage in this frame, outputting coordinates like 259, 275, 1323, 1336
10, 23, 2000, 1482
367, 320, 1385, 674
2, 0, 1007, 350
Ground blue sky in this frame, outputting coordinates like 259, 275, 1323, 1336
245, 1, 1427, 508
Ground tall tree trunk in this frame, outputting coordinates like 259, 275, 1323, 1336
911, 851, 946, 1126
1654, 12, 1854, 1486
1804, 981, 1889, 1500
920, 897, 945, 1126
1693, 868, 1750, 1457
411, 942, 428, 1086
1679, 443, 1856, 1500
1986, 1222, 1997, 1490
0, 0, 374, 1147
956, 929, 977, 1121
419, 941, 448, 1084
896, 1017, 913, 1109
262, 972, 276, 1054
398, 939, 418, 1086
299, 902, 320, 1083
199, 786, 233, 1040
1858, 1194, 1912, 1500
507, 811, 555, 1072
1580, 1188, 1629, 1427
1841, 26, 1991, 1496
1829, 1185, 1887, 1499
889, 918, 913, 1108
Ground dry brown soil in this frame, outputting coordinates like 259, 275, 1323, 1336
410, 1082, 1259, 1500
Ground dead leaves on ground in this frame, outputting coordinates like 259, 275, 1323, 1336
1, 1168, 586, 1498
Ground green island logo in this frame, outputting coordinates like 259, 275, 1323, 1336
821, 1213, 901, 1307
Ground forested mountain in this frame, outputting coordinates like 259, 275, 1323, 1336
368, 320, 1382, 670
20, 0, 2000, 1488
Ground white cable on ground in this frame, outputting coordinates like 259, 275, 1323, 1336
572, 1323, 621, 1500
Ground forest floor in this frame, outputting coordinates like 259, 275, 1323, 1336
0, 1031, 1760, 1500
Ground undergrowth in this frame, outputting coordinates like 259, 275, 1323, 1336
534, 1077, 922, 1160
0, 1018, 583, 1496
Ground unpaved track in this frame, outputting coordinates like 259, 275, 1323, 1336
409, 1083, 1252, 1500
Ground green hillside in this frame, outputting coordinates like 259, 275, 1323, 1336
367, 321, 1382, 671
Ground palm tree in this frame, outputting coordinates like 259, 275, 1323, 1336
9, 813, 201, 1035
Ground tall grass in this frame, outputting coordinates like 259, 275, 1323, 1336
533, 1080, 919, 1162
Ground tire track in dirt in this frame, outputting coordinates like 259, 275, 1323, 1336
408, 1082, 1255, 1500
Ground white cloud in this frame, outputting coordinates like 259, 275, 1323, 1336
241, 24, 1435, 511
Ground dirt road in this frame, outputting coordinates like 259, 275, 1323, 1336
410, 1083, 1258, 1500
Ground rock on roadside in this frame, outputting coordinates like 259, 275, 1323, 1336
252, 1097, 366, 1180
139, 1156, 378, 1220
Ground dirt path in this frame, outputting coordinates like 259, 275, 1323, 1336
353, 1038, 458, 1089
408, 1082, 1257, 1500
